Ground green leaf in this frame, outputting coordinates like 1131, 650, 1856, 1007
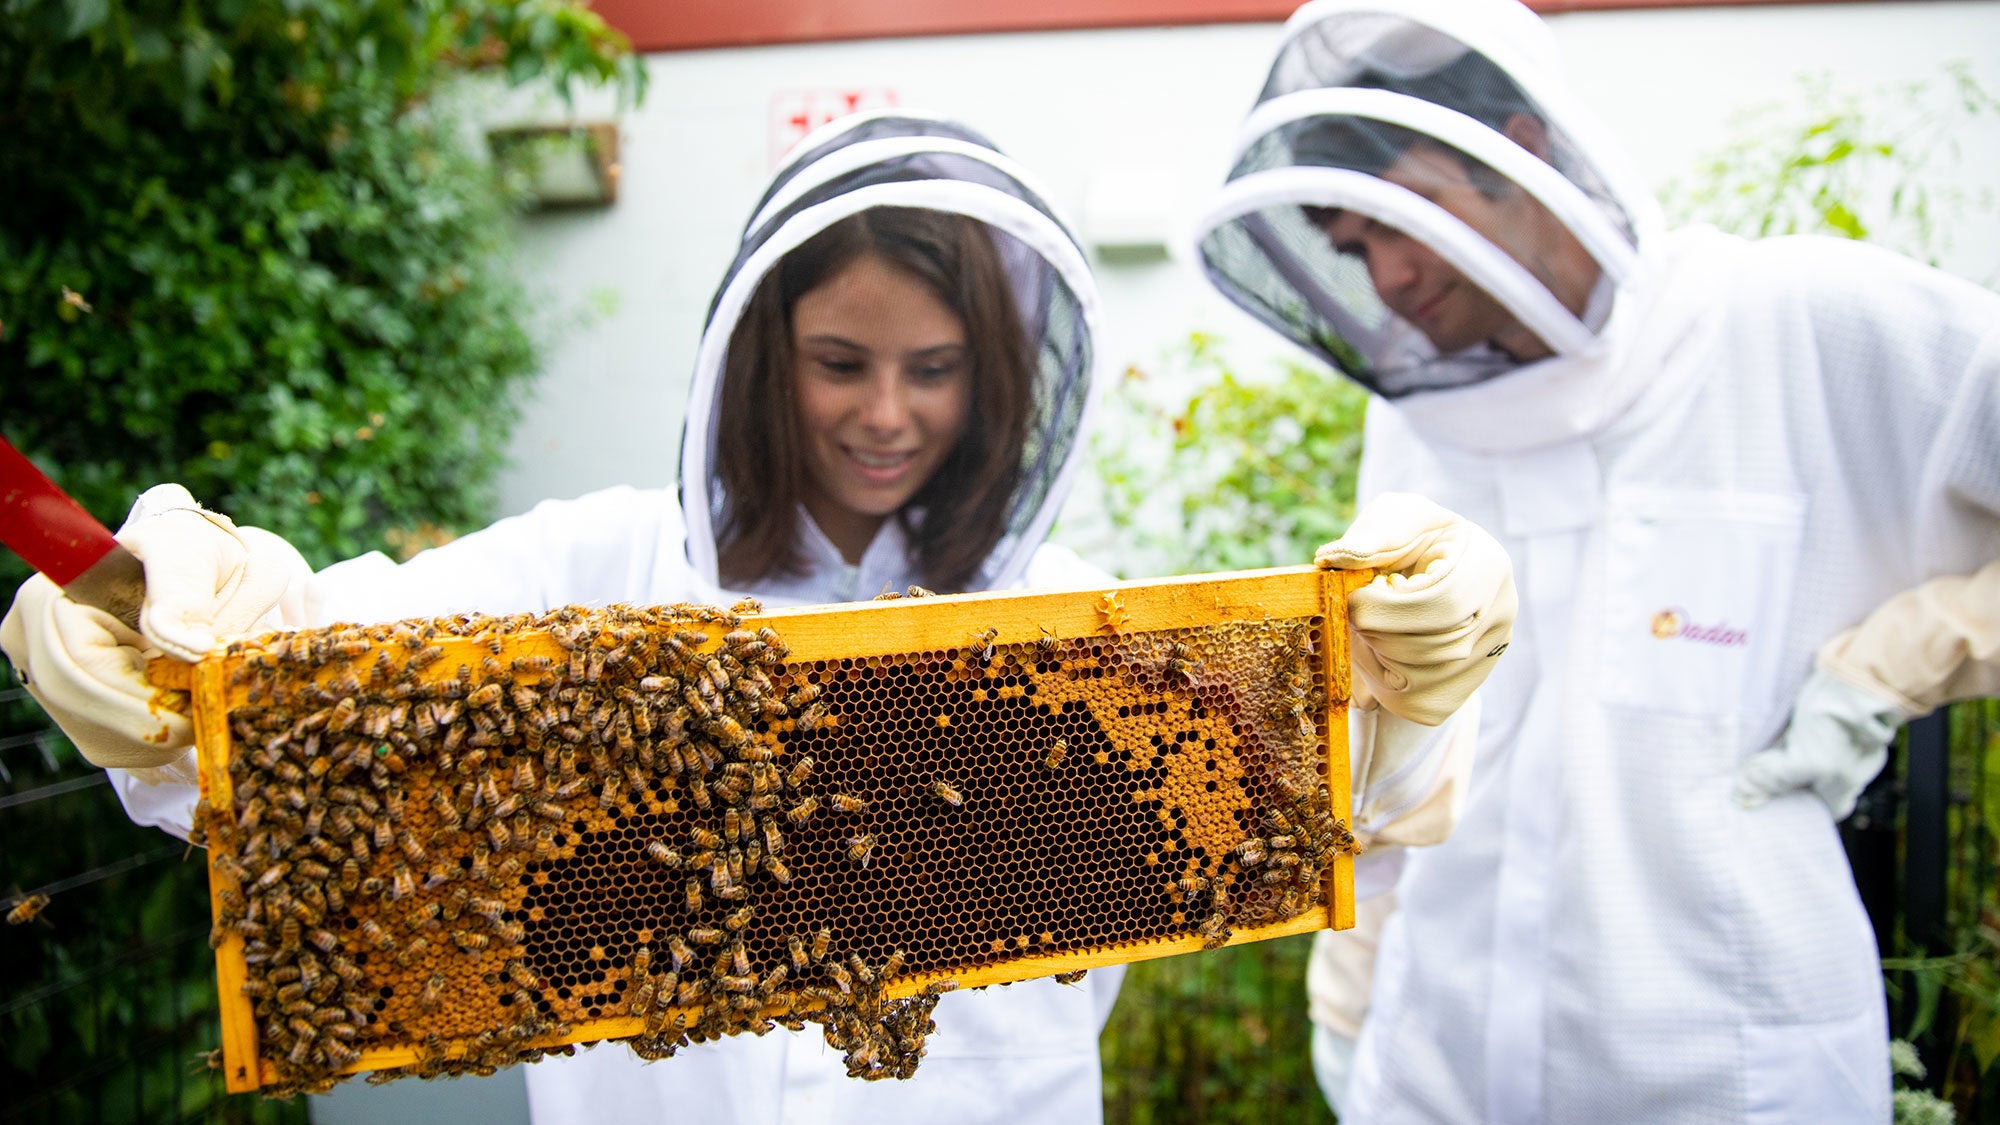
62, 0, 109, 38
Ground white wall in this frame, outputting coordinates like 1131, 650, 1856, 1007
489, 1, 2000, 519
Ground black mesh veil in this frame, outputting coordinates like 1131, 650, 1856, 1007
1197, 1, 1658, 398
679, 115, 1101, 594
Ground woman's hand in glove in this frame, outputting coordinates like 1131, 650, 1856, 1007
1315, 493, 1517, 726
0, 485, 311, 780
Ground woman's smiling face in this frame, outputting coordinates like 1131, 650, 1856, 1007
791, 252, 973, 562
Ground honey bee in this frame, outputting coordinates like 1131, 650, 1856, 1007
760, 818, 784, 855
846, 952, 876, 987
930, 779, 964, 807
359, 919, 396, 952
732, 596, 763, 616
831, 793, 868, 814
846, 834, 875, 868
1234, 839, 1268, 867
405, 900, 442, 932
395, 936, 431, 968
1043, 738, 1069, 770
906, 585, 936, 598
684, 878, 703, 913
922, 979, 959, 996
667, 935, 697, 969
454, 931, 491, 951
723, 905, 755, 932
513, 654, 555, 675
1054, 970, 1087, 986
250, 861, 291, 894
788, 934, 809, 971
508, 960, 543, 991
647, 840, 683, 868
1035, 627, 1060, 661
1197, 913, 1231, 951
688, 927, 724, 946
629, 977, 658, 1016
812, 926, 832, 964
420, 972, 446, 1013
824, 961, 854, 995
7, 892, 52, 926
968, 627, 998, 665
762, 854, 793, 884
786, 796, 820, 825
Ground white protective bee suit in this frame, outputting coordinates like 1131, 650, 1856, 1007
1195, 1, 2000, 1122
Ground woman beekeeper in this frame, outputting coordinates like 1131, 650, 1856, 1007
1195, 2, 2000, 1122
4, 111, 1515, 1123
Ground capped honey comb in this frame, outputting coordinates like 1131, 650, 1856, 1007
156, 565, 1366, 1096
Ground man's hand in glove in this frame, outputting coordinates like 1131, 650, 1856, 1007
1733, 669, 1905, 820
1315, 492, 1517, 726
0, 484, 311, 781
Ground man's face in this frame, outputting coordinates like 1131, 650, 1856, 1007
1313, 141, 1591, 361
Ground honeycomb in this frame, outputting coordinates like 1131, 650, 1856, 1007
163, 567, 1363, 1096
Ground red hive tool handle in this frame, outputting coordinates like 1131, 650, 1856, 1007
0, 436, 121, 584
0, 436, 146, 630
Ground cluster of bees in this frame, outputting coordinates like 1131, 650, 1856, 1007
1096, 622, 1359, 953
191, 597, 1355, 1096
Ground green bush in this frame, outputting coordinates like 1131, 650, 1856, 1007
0, 4, 640, 1120
0, 0, 644, 581
1062, 332, 1369, 579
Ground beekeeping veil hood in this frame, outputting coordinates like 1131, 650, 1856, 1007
679, 112, 1102, 594
1197, 0, 1661, 403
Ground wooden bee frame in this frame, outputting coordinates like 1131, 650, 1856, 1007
153, 565, 1367, 1094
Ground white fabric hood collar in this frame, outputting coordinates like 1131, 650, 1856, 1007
677, 113, 1104, 594
1196, 0, 1664, 403
1382, 227, 1726, 454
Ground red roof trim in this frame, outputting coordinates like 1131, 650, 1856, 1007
588, 0, 1890, 53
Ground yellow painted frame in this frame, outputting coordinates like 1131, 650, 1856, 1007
154, 563, 1365, 1090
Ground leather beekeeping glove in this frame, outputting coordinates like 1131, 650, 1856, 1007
1316, 493, 1517, 726
1736, 557, 2000, 819
0, 485, 311, 781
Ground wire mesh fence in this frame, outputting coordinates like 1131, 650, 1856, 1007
0, 687, 307, 1125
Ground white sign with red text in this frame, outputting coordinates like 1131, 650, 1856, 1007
770, 87, 900, 167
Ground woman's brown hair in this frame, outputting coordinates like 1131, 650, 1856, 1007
714, 207, 1034, 593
